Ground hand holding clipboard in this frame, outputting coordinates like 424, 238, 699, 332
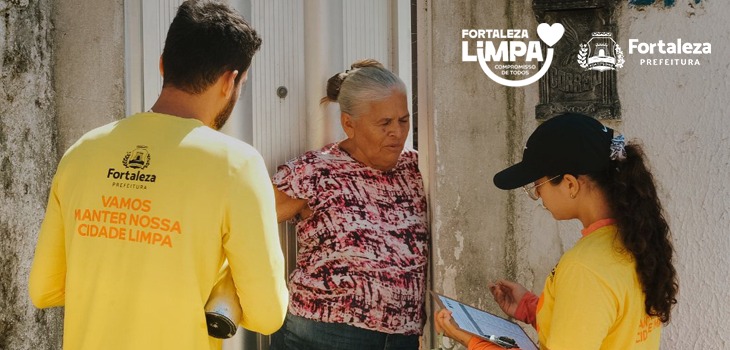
432, 291, 538, 350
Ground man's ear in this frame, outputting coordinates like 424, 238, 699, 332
221, 70, 240, 98
341, 113, 356, 139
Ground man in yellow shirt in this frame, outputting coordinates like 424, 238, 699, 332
28, 1, 288, 349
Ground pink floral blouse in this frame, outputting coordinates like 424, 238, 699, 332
273, 142, 429, 335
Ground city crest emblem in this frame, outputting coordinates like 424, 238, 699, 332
577, 32, 625, 71
123, 145, 151, 170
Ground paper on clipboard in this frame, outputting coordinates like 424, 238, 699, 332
432, 291, 538, 350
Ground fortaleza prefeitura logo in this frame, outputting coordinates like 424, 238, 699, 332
576, 33, 711, 69
461, 23, 564, 87
577, 32, 624, 71
626, 38, 711, 66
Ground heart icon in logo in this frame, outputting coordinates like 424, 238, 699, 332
537, 23, 564, 47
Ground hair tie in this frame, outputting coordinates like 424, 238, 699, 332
339, 70, 351, 84
332, 71, 350, 97
610, 134, 627, 161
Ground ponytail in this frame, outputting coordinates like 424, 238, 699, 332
590, 142, 678, 323
320, 58, 405, 117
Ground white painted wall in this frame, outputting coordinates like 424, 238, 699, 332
617, 3, 730, 348
423, 0, 730, 349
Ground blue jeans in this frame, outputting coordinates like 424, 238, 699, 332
270, 313, 419, 350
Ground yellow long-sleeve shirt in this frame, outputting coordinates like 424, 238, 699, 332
29, 112, 288, 349
467, 220, 662, 350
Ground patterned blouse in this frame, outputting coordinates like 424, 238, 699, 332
273, 142, 429, 335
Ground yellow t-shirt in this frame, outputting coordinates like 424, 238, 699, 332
29, 112, 288, 350
537, 219, 662, 350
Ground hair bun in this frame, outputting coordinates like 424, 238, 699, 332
319, 58, 389, 106
350, 58, 384, 70
321, 72, 347, 104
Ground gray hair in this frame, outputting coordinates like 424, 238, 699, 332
321, 59, 406, 117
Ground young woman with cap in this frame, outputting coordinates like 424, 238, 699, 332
434, 113, 678, 349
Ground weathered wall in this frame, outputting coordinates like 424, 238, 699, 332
53, 0, 125, 156
0, 0, 125, 348
0, 0, 63, 348
428, 0, 518, 309
427, 0, 729, 349
616, 2, 730, 347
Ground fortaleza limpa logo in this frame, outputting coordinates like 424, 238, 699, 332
461, 23, 564, 87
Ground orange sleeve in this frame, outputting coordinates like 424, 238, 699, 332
468, 336, 521, 350
514, 292, 539, 329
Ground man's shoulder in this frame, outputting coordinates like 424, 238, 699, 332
63, 115, 261, 165
63, 119, 122, 155
191, 127, 261, 161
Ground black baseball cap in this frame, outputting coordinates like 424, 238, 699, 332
493, 113, 615, 190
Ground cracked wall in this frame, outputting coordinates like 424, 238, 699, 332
1, 0, 124, 348
0, 0, 62, 348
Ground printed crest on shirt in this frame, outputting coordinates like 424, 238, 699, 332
107, 145, 157, 188
123, 145, 151, 169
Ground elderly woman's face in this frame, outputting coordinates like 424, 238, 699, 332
343, 90, 409, 171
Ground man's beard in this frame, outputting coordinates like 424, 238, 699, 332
211, 90, 238, 130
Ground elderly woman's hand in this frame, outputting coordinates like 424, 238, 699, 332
273, 185, 312, 223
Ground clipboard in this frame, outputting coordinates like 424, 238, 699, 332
432, 291, 538, 350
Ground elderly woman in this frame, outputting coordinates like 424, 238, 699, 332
269, 59, 428, 350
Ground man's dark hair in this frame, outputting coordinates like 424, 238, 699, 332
161, 0, 262, 94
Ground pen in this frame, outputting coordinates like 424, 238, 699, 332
486, 335, 517, 349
